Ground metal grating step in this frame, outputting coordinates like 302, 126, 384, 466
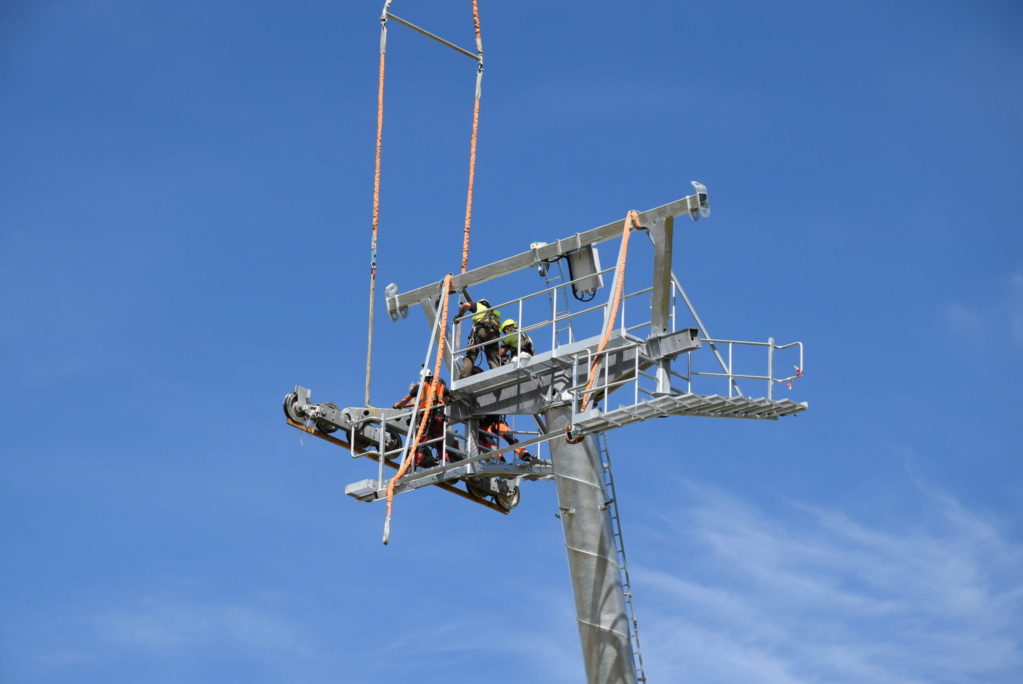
572, 393, 808, 436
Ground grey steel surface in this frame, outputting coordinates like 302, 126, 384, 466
348, 458, 553, 501
446, 329, 700, 420
447, 331, 645, 418
385, 190, 706, 321
289, 183, 811, 684
570, 393, 809, 437
546, 405, 637, 684
384, 13, 480, 61
649, 216, 675, 395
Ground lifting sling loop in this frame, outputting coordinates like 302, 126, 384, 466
365, 1, 484, 407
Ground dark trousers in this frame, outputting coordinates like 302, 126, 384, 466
413, 414, 464, 468
466, 323, 502, 370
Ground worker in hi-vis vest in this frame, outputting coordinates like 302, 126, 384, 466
392, 368, 456, 469
479, 413, 534, 463
457, 297, 502, 375
498, 319, 534, 365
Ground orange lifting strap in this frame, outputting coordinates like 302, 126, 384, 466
461, 0, 483, 275
580, 211, 639, 414
383, 275, 455, 545
364, 1, 393, 406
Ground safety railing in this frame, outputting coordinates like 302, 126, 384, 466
568, 338, 649, 416
347, 405, 550, 486
450, 263, 652, 371
683, 338, 804, 400
565, 335, 805, 420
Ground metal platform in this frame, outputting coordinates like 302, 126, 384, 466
285, 417, 516, 514
284, 184, 808, 684
448, 328, 701, 419
345, 457, 554, 502
569, 393, 808, 437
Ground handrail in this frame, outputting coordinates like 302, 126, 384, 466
558, 333, 803, 423
448, 260, 647, 364
399, 243, 803, 424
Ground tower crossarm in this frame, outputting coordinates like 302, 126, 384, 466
385, 190, 707, 321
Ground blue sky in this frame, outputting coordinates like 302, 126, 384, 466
2, 1, 1022, 682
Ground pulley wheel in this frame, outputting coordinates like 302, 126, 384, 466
466, 479, 490, 500
314, 402, 340, 434
283, 392, 305, 423
496, 486, 520, 511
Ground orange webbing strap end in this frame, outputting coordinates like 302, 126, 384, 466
383, 274, 454, 545
579, 211, 639, 414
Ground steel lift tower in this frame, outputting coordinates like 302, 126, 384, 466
283, 183, 807, 683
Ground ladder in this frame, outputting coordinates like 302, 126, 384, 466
596, 432, 646, 683
542, 258, 576, 348
544, 255, 645, 680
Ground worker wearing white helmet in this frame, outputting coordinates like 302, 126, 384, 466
392, 368, 452, 469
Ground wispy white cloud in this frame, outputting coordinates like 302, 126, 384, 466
91, 598, 313, 662
943, 268, 1023, 352
637, 482, 1023, 684
11, 594, 320, 682
369, 586, 584, 683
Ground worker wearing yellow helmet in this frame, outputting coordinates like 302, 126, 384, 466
499, 319, 534, 364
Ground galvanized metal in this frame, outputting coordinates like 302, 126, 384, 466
385, 13, 481, 61
569, 393, 808, 438
385, 191, 705, 320
284, 418, 509, 514
285, 184, 810, 683
545, 405, 637, 684
649, 216, 675, 395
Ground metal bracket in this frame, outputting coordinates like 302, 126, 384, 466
385, 282, 407, 321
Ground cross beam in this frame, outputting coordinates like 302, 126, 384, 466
385, 189, 708, 321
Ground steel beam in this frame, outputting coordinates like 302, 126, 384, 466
649, 216, 675, 394
386, 193, 703, 320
